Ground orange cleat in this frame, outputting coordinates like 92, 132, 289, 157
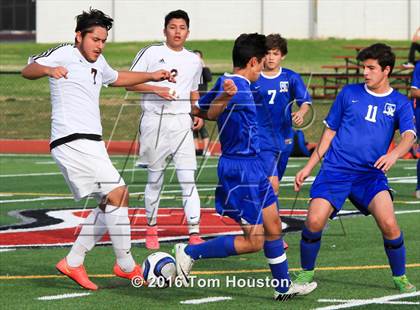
283, 240, 289, 251
113, 263, 144, 281
56, 258, 98, 290
145, 226, 160, 250
189, 234, 205, 245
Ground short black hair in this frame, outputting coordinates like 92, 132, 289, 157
266, 34, 288, 56
232, 33, 267, 69
165, 10, 190, 28
356, 43, 395, 76
75, 8, 113, 37
193, 50, 203, 58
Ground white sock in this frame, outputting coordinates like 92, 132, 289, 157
176, 169, 201, 234
145, 170, 164, 226
67, 207, 107, 267
104, 205, 135, 272
188, 224, 200, 235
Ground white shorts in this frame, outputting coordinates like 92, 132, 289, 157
138, 113, 197, 171
51, 139, 125, 201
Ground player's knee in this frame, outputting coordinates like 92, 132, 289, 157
305, 217, 325, 233
146, 182, 161, 193
180, 183, 198, 199
107, 185, 129, 206
264, 217, 282, 238
380, 219, 400, 239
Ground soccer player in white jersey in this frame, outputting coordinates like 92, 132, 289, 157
127, 10, 204, 249
293, 44, 416, 293
21, 8, 174, 290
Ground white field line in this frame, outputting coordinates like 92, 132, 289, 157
0, 165, 218, 178
0, 172, 62, 178
318, 299, 420, 305
0, 187, 217, 203
180, 296, 232, 304
395, 210, 420, 214
0, 196, 73, 204
37, 292, 91, 301
403, 166, 416, 170
314, 291, 420, 310
0, 248, 16, 252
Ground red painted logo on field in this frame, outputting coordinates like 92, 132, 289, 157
0, 208, 307, 248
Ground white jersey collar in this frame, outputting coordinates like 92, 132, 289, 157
363, 84, 393, 97
261, 68, 282, 79
163, 42, 185, 53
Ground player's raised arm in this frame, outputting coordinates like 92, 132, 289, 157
112, 69, 174, 87
207, 79, 237, 120
294, 127, 336, 191
21, 62, 68, 80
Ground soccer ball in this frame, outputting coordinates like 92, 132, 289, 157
142, 252, 176, 288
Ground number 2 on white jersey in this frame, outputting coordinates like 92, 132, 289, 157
267, 90, 276, 104
364, 105, 377, 123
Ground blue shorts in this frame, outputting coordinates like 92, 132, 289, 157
215, 156, 277, 225
258, 149, 292, 181
310, 169, 391, 218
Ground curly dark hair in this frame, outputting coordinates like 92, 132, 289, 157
357, 43, 396, 76
266, 34, 288, 56
75, 8, 113, 37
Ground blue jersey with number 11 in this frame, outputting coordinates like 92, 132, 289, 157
323, 83, 416, 173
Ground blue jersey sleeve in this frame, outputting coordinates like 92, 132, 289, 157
397, 98, 416, 136
198, 76, 222, 110
412, 62, 420, 89
324, 87, 346, 131
290, 73, 312, 106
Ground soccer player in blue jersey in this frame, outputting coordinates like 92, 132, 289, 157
411, 62, 420, 198
173, 33, 317, 301
294, 43, 417, 293
252, 34, 312, 196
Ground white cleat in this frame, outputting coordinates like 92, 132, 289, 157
174, 243, 194, 287
273, 281, 317, 301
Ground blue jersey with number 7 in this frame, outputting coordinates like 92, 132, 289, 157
251, 68, 312, 152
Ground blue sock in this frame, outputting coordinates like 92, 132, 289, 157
384, 233, 405, 277
300, 225, 322, 271
184, 235, 237, 260
264, 238, 291, 293
417, 159, 420, 190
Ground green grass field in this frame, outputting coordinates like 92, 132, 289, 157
0, 155, 419, 309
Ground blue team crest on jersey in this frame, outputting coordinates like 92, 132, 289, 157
383, 103, 396, 117
279, 81, 289, 93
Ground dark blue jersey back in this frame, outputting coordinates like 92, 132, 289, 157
251, 68, 312, 152
199, 74, 260, 157
323, 83, 416, 173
